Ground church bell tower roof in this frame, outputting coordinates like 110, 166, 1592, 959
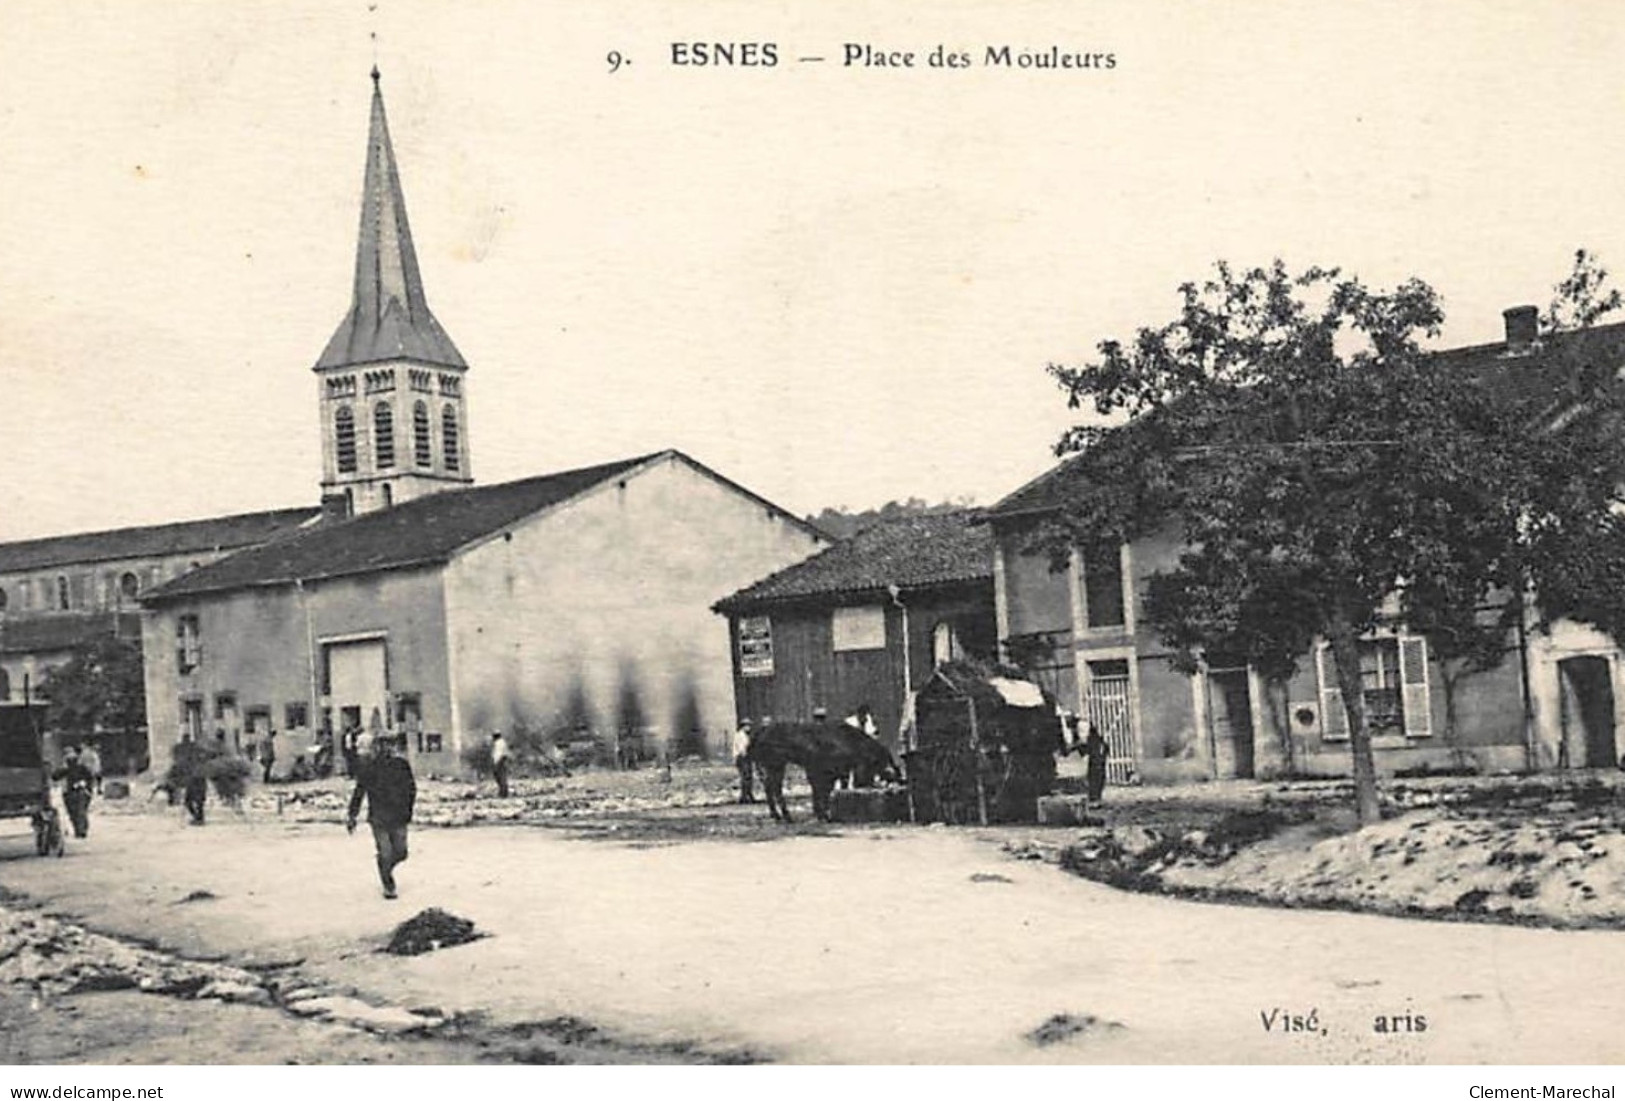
316, 68, 466, 371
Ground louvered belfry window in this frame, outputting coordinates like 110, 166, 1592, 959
374, 403, 396, 469
413, 401, 432, 467
335, 406, 357, 473
443, 405, 460, 472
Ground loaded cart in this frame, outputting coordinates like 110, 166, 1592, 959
903, 661, 1063, 825
0, 703, 62, 856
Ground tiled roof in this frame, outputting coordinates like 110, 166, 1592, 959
714, 510, 992, 612
316, 72, 465, 371
141, 450, 828, 602
0, 613, 142, 655
986, 319, 1625, 521
984, 458, 1085, 521
0, 508, 320, 575
145, 453, 666, 601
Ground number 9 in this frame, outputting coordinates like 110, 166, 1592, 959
607, 50, 623, 73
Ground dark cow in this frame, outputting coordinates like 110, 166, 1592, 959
746, 723, 901, 823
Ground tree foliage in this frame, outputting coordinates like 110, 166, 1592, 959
808, 496, 976, 540
1042, 257, 1625, 823
41, 634, 146, 744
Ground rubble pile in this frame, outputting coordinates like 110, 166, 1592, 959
284, 992, 446, 1034
0, 903, 453, 1036
1046, 797, 1625, 930
1172, 809, 1625, 927
0, 906, 270, 1001
385, 908, 481, 956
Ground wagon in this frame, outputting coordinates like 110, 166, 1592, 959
0, 704, 62, 856
903, 662, 1063, 825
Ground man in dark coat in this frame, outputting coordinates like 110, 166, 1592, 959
1084, 724, 1109, 805
346, 736, 417, 899
260, 731, 277, 784
54, 748, 95, 839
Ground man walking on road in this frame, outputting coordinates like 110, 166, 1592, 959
346, 735, 417, 899
79, 742, 103, 795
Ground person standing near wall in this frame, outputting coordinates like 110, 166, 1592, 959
731, 718, 755, 804
182, 744, 209, 826
1084, 724, 1109, 806
260, 731, 277, 784
490, 730, 510, 797
346, 736, 417, 900
341, 723, 360, 777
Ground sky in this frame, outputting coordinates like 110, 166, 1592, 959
2, 1, 1624, 543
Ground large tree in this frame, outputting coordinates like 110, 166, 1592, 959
1040, 257, 1625, 824
41, 634, 146, 750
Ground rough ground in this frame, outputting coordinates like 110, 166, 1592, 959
1020, 772, 1625, 930
1, 762, 1623, 1064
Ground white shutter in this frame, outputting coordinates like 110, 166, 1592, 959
832, 605, 886, 651
1399, 635, 1432, 737
1317, 644, 1350, 741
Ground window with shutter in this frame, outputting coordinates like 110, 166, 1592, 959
177, 615, 202, 673
1316, 644, 1350, 741
832, 606, 886, 651
1399, 635, 1432, 737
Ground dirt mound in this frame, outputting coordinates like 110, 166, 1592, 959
384, 908, 482, 956
1025, 1012, 1124, 1047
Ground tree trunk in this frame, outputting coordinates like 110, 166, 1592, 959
1439, 663, 1466, 771
1326, 611, 1381, 826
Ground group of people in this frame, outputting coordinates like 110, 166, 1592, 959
157, 721, 417, 900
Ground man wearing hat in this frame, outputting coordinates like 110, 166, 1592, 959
490, 730, 510, 797
731, 718, 755, 804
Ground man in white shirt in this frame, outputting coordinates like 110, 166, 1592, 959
731, 719, 755, 804
79, 743, 104, 795
490, 730, 510, 797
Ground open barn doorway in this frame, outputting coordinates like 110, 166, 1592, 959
1558, 656, 1619, 770
1206, 666, 1256, 779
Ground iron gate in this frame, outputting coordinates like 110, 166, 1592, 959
1083, 674, 1138, 784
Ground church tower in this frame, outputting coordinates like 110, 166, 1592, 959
314, 68, 471, 517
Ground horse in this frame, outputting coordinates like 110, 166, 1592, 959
746, 723, 901, 823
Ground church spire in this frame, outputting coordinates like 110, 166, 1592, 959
313, 70, 473, 519
316, 69, 465, 371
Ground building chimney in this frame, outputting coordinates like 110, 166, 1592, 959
320, 493, 352, 523
1503, 305, 1539, 351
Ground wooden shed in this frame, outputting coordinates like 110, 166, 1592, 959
905, 660, 1062, 824
713, 511, 997, 751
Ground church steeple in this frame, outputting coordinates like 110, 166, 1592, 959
314, 70, 472, 518
316, 68, 465, 371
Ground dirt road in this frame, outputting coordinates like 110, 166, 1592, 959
1, 806, 1622, 1064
